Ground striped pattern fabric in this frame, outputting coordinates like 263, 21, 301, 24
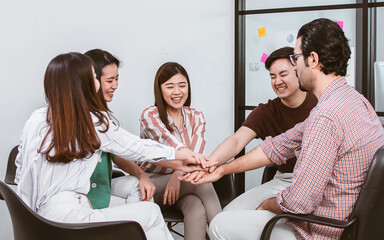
261, 77, 384, 240
139, 106, 206, 174
15, 107, 175, 211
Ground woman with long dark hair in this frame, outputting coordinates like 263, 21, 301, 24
139, 62, 222, 240
84, 49, 157, 207
15, 53, 200, 240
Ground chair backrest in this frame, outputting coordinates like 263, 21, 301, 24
0, 180, 61, 239
213, 173, 236, 208
0, 181, 147, 240
5, 145, 18, 185
342, 145, 384, 239
261, 164, 278, 184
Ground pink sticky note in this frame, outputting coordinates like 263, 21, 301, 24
260, 53, 269, 63
336, 21, 344, 29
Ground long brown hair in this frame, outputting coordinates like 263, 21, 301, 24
40, 52, 109, 163
154, 62, 191, 132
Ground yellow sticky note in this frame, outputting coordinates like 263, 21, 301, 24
258, 27, 266, 37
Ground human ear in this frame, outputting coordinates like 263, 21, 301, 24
309, 51, 320, 68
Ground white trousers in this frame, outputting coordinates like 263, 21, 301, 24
109, 175, 150, 206
209, 210, 296, 240
224, 171, 293, 211
208, 172, 296, 239
38, 191, 173, 240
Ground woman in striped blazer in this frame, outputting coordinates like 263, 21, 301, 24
139, 62, 222, 240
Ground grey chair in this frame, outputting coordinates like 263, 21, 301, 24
2, 145, 147, 240
261, 145, 384, 240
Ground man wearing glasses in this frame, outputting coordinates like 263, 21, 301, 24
184, 18, 384, 240
192, 46, 317, 214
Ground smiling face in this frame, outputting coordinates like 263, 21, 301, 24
160, 73, 189, 112
100, 63, 119, 102
269, 58, 301, 102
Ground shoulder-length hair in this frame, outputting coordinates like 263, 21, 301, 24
84, 49, 120, 111
154, 62, 191, 132
40, 52, 109, 163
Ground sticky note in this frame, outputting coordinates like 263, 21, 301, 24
260, 53, 269, 63
258, 27, 266, 37
335, 21, 344, 29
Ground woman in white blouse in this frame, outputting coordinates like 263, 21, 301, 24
139, 62, 222, 240
15, 53, 202, 240
84, 49, 158, 209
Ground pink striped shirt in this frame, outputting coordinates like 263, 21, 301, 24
261, 77, 384, 240
139, 106, 206, 174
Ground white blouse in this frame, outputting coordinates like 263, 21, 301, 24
15, 107, 175, 211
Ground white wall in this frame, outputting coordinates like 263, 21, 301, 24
0, 1, 234, 239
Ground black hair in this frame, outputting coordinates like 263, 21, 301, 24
297, 18, 351, 76
265, 47, 294, 70
84, 49, 120, 110
154, 62, 191, 133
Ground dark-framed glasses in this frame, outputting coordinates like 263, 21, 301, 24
289, 53, 303, 66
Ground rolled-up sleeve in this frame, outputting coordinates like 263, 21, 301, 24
261, 120, 305, 166
276, 115, 339, 214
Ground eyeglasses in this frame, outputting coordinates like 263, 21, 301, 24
289, 53, 303, 66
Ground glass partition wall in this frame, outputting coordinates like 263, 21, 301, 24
234, 0, 384, 195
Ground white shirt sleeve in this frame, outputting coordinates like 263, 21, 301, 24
96, 116, 175, 162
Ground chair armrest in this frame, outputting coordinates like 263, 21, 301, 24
42, 219, 147, 239
51, 219, 140, 229
260, 212, 357, 240
213, 173, 236, 208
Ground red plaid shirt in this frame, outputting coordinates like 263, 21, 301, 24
261, 77, 384, 239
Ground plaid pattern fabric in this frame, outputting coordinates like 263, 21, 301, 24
261, 77, 384, 239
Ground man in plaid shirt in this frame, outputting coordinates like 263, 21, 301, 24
184, 18, 384, 239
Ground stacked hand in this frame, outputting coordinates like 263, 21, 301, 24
179, 165, 223, 184
174, 148, 217, 172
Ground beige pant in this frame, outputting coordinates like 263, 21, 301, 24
149, 173, 222, 240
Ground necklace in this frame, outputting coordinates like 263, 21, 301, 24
172, 112, 184, 131
168, 108, 184, 131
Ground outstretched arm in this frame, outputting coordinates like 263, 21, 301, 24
181, 127, 256, 181
155, 148, 212, 172
182, 145, 271, 184
209, 126, 256, 165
